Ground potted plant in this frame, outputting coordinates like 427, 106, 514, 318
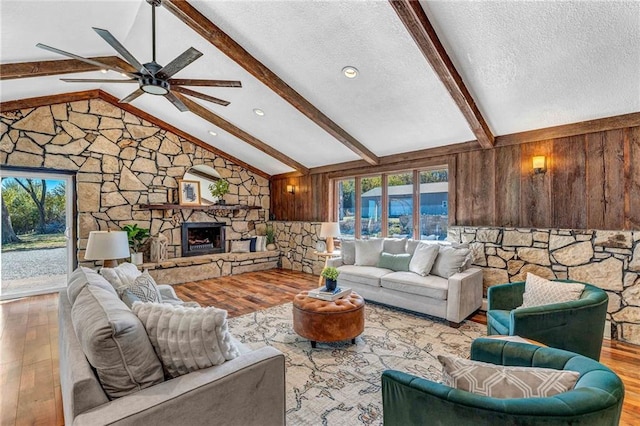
321, 266, 340, 292
265, 224, 276, 250
208, 179, 230, 204
122, 224, 150, 265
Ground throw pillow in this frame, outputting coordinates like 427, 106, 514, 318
100, 262, 142, 292
67, 266, 118, 305
519, 273, 585, 308
383, 238, 407, 254
230, 240, 251, 253
341, 240, 356, 265
408, 243, 440, 276
118, 270, 163, 308
431, 246, 471, 278
132, 302, 240, 378
438, 355, 579, 399
255, 235, 266, 252
378, 252, 411, 272
72, 285, 164, 399
354, 239, 384, 266
241, 237, 258, 252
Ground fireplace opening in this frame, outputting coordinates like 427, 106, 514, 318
182, 222, 225, 257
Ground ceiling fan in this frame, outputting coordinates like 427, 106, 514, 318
36, 0, 241, 112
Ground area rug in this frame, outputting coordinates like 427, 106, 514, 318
228, 302, 485, 425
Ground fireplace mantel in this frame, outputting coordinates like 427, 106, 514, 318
141, 204, 261, 212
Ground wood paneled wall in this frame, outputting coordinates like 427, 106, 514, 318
271, 125, 640, 230
454, 126, 640, 229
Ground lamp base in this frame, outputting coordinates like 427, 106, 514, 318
326, 237, 335, 253
102, 259, 118, 268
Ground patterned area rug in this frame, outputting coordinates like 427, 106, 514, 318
228, 302, 485, 425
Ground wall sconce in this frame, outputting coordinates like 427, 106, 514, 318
532, 155, 547, 174
286, 184, 295, 194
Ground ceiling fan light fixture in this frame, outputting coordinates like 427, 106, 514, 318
140, 75, 169, 95
253, 108, 265, 116
342, 66, 358, 79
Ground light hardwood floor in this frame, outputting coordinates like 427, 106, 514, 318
1, 269, 638, 425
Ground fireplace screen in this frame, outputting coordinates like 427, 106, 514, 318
182, 222, 225, 257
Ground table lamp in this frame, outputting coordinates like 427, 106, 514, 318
319, 222, 341, 253
84, 230, 130, 267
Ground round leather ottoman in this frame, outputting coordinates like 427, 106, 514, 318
292, 291, 365, 348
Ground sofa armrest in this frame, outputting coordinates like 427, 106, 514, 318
326, 258, 344, 268
487, 281, 525, 311
157, 285, 181, 303
73, 346, 285, 426
445, 268, 483, 323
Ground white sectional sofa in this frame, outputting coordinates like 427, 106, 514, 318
327, 238, 483, 327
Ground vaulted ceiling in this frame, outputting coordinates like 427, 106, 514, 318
2, 1, 639, 177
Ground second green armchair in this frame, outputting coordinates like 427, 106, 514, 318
487, 279, 608, 360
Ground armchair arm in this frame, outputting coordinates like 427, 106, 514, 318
487, 281, 525, 311
73, 346, 285, 426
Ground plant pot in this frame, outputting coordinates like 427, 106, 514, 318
325, 278, 337, 292
130, 252, 143, 265
266, 243, 276, 251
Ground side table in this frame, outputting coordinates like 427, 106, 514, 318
314, 250, 341, 286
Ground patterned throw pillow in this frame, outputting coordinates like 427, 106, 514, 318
118, 270, 162, 308
519, 273, 585, 308
438, 355, 580, 399
132, 302, 240, 378
231, 240, 251, 253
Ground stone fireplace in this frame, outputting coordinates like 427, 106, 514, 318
182, 222, 226, 257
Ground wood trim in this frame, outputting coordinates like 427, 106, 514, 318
389, 0, 494, 149
355, 177, 362, 239
0, 56, 135, 80
0, 90, 100, 112
447, 156, 457, 226
412, 169, 420, 239
97, 91, 271, 178
381, 174, 389, 237
495, 112, 640, 147
161, 0, 380, 166
174, 93, 309, 174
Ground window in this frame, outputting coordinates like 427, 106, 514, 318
336, 178, 355, 239
360, 176, 382, 238
334, 166, 448, 240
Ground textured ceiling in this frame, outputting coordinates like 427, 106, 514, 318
2, 1, 639, 176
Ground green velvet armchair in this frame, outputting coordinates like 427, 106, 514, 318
382, 338, 624, 426
487, 280, 608, 360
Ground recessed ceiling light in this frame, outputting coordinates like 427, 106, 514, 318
121, 73, 128, 78
100, 69, 108, 74
342, 66, 359, 79
253, 108, 265, 116
208, 130, 217, 136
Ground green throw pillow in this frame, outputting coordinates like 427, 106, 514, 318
378, 252, 411, 272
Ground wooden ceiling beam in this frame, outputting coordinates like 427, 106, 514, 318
389, 0, 495, 149
174, 93, 310, 174
161, 0, 380, 166
0, 90, 101, 112
0, 56, 134, 80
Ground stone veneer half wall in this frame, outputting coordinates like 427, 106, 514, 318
447, 226, 640, 345
1, 100, 270, 265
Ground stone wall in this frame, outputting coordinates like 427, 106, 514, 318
272, 221, 325, 275
448, 226, 640, 345
1, 100, 270, 264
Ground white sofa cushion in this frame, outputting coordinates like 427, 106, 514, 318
341, 240, 356, 265
67, 266, 118, 305
382, 238, 407, 254
354, 239, 384, 266
380, 272, 449, 300
409, 243, 440, 276
432, 246, 471, 278
72, 285, 164, 399
133, 302, 240, 379
100, 262, 142, 291
337, 265, 391, 287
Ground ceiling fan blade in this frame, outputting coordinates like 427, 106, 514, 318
156, 47, 203, 79
169, 79, 242, 88
92, 27, 149, 74
60, 78, 138, 83
172, 86, 230, 106
119, 88, 145, 103
36, 43, 138, 78
164, 92, 189, 112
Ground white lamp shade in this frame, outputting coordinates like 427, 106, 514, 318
319, 222, 341, 238
84, 231, 130, 260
